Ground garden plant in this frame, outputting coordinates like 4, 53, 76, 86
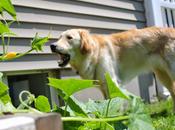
0, 0, 174, 130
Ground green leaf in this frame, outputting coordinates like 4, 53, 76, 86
67, 96, 88, 117
105, 73, 129, 99
54, 89, 88, 117
86, 98, 129, 117
31, 33, 49, 51
128, 114, 155, 130
78, 122, 100, 130
0, 100, 16, 113
48, 78, 94, 99
52, 105, 71, 116
0, 0, 16, 19
34, 95, 51, 112
0, 6, 3, 14
102, 122, 115, 130
0, 77, 15, 114
128, 98, 155, 130
0, 21, 11, 35
0, 81, 11, 104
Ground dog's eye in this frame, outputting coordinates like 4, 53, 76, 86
66, 35, 73, 40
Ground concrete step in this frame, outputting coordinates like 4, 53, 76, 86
0, 113, 62, 130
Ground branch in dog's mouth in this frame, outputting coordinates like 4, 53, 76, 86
57, 53, 70, 67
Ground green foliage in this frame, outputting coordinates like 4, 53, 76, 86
0, 73, 16, 113
0, 81, 11, 104
48, 74, 154, 130
66, 96, 88, 117
0, 73, 155, 129
85, 98, 129, 117
54, 89, 88, 117
0, 0, 16, 19
153, 115, 175, 130
31, 33, 49, 52
0, 21, 11, 35
0, 71, 157, 130
0, 0, 49, 62
146, 98, 173, 115
0, 100, 16, 113
48, 78, 94, 99
128, 98, 155, 130
105, 73, 129, 99
146, 99, 175, 130
34, 95, 51, 112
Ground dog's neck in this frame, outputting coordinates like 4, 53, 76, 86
70, 48, 99, 79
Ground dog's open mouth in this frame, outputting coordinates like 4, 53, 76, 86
57, 53, 70, 67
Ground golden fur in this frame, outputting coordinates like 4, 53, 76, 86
51, 27, 175, 112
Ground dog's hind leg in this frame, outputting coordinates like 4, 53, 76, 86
154, 68, 175, 113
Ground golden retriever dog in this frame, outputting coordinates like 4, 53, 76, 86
50, 27, 175, 112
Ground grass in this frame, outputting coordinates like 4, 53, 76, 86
146, 98, 175, 130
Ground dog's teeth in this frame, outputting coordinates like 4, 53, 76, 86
58, 59, 63, 64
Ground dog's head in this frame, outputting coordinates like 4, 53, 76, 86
50, 29, 92, 67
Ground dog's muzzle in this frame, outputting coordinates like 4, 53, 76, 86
50, 43, 70, 67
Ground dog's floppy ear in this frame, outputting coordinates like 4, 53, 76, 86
79, 29, 92, 54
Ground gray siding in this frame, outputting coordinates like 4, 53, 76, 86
0, 0, 146, 72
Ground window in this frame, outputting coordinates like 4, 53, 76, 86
7, 73, 51, 107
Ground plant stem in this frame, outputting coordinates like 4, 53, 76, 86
17, 98, 31, 109
1, 35, 5, 54
61, 116, 129, 122
15, 49, 33, 59
104, 99, 112, 130
0, 49, 33, 61
64, 102, 68, 117
105, 99, 112, 117
5, 36, 10, 53
19, 90, 42, 114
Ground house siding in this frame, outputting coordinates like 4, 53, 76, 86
0, 0, 146, 72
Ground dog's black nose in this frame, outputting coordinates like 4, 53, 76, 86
50, 44, 57, 52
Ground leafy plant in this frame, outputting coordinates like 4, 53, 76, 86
34, 95, 51, 112
0, 0, 49, 114
0, 0, 49, 61
0, 80, 16, 114
0, 70, 155, 130
48, 78, 94, 100
105, 73, 129, 99
47, 74, 155, 130
31, 33, 50, 52
0, 0, 16, 19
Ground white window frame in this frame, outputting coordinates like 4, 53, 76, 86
145, 0, 175, 27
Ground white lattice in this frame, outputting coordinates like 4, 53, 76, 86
160, 0, 175, 27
